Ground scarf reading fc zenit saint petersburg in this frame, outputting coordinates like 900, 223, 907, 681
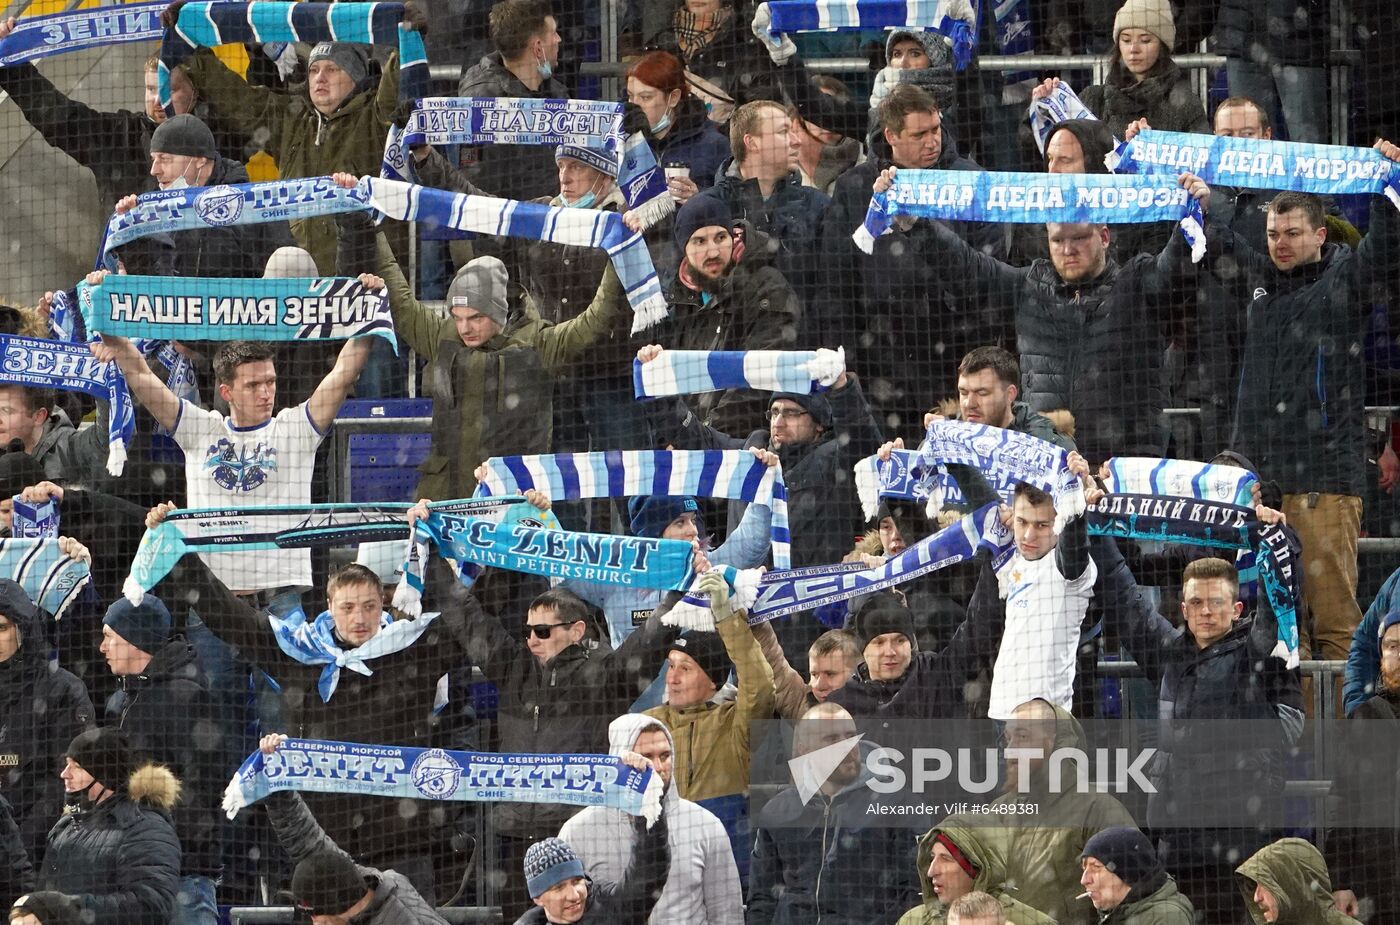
124, 499, 522, 602
759, 0, 976, 70
363, 177, 668, 333
474, 449, 792, 569
386, 98, 672, 227
1087, 494, 1300, 666
0, 1, 164, 67
98, 176, 373, 270
0, 335, 134, 476
222, 737, 662, 824
1109, 129, 1400, 209
854, 170, 1206, 261
158, 2, 428, 114
633, 347, 845, 398
78, 273, 396, 348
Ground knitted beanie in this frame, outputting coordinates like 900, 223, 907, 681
524, 837, 587, 898
1112, 0, 1176, 48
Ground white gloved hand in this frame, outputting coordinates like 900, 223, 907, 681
751, 3, 797, 64
945, 0, 976, 27
869, 66, 899, 111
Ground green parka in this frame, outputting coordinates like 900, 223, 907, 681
896, 817, 1057, 925
1097, 877, 1195, 925
1237, 839, 1362, 925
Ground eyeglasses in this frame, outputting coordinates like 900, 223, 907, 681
526, 620, 581, 640
768, 407, 810, 422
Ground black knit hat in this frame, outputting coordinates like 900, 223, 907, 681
10, 892, 84, 925
149, 113, 217, 160
852, 593, 917, 650
666, 630, 732, 690
66, 728, 137, 793
291, 850, 369, 916
770, 392, 833, 431
1080, 826, 1165, 893
102, 594, 174, 657
673, 195, 733, 250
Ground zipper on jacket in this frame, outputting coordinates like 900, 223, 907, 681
533, 704, 540, 732
315, 112, 326, 146
1315, 346, 1329, 428
814, 799, 831, 924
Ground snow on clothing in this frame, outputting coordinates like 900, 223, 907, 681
39, 767, 183, 925
1237, 839, 1362, 925
0, 581, 94, 865
896, 818, 1056, 925
557, 716, 743, 925
563, 500, 772, 646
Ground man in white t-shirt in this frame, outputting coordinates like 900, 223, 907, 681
986, 453, 1097, 721
91, 274, 378, 593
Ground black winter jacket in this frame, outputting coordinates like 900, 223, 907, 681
152, 555, 473, 870
265, 790, 449, 925
40, 769, 183, 925
0, 584, 94, 865
164, 156, 293, 278
1093, 535, 1303, 835
1214, 198, 1400, 496
0, 795, 34, 910
904, 220, 1193, 463
457, 589, 677, 836
1080, 61, 1210, 139
819, 131, 1008, 420
455, 54, 571, 201
648, 223, 802, 436
106, 636, 229, 877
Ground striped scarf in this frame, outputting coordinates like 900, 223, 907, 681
0, 1, 164, 67
762, 0, 976, 69
0, 538, 91, 619
633, 347, 844, 399
473, 449, 792, 569
363, 177, 668, 333
158, 1, 428, 114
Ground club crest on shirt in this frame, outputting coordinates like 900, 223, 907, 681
204, 438, 278, 491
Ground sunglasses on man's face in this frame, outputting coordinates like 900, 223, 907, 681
526, 620, 580, 640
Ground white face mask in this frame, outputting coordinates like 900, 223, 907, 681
165, 176, 189, 190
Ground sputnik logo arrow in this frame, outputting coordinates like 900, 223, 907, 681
788, 734, 863, 804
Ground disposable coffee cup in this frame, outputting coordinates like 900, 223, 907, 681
664, 163, 691, 181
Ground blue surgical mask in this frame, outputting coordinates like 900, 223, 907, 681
650, 110, 672, 134
562, 191, 597, 209
537, 55, 553, 80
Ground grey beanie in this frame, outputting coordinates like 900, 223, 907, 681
149, 113, 217, 160
308, 42, 370, 86
263, 246, 320, 279
446, 256, 509, 328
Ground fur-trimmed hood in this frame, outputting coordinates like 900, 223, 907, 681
127, 763, 182, 811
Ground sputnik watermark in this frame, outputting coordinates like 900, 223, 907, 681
864, 746, 1158, 795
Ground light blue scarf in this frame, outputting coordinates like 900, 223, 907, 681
0, 537, 91, 619
269, 607, 440, 701
633, 347, 845, 398
0, 1, 164, 66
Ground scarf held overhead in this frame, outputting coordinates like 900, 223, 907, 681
390, 98, 672, 226
474, 449, 792, 569
363, 177, 668, 333
159, 1, 428, 113
79, 274, 396, 348
1029, 80, 1099, 154
1087, 494, 1299, 666
761, 0, 976, 70
98, 175, 373, 269
633, 347, 845, 398
1109, 129, 1400, 209
1102, 457, 1258, 508
0, 1, 165, 67
0, 335, 134, 477
223, 737, 662, 824
0, 538, 91, 619
124, 499, 522, 603
854, 170, 1205, 261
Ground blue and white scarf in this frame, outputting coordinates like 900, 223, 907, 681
855, 421, 1084, 533
389, 98, 672, 226
474, 450, 792, 568
0, 1, 164, 67
0, 335, 135, 477
633, 347, 844, 399
1029, 80, 1099, 154
1087, 494, 1299, 667
222, 737, 662, 824
854, 170, 1206, 262
1102, 457, 1257, 508
761, 0, 976, 70
363, 177, 668, 333
137, 340, 200, 436
0, 538, 91, 619
78, 274, 396, 347
270, 607, 441, 701
410, 511, 695, 591
124, 499, 520, 602
158, 1, 429, 114
98, 176, 373, 270
1109, 129, 1400, 210
667, 502, 1014, 628
47, 289, 80, 343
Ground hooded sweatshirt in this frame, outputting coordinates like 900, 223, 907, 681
897, 817, 1056, 925
557, 716, 743, 925
990, 703, 1136, 925
1237, 839, 1361, 925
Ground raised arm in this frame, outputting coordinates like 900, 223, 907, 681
750, 620, 809, 722
713, 576, 776, 738
532, 264, 625, 372
307, 334, 374, 433
88, 323, 181, 432
1354, 160, 1400, 290
940, 548, 1008, 673
1090, 533, 1177, 687
263, 783, 352, 865
828, 372, 884, 470
184, 49, 288, 152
